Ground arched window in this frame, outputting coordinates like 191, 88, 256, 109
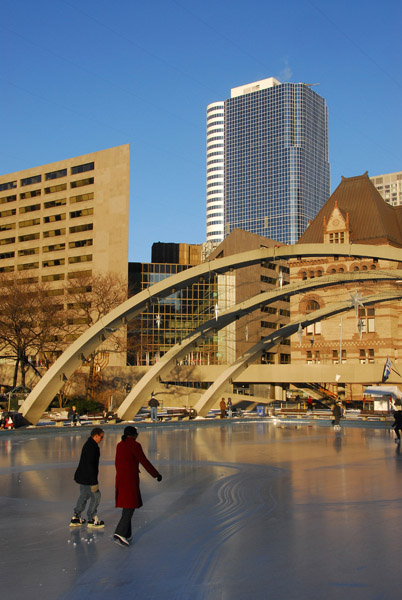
306, 300, 320, 313
301, 271, 307, 280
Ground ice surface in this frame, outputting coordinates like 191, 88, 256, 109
1, 421, 401, 599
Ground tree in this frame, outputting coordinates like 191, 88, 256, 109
0, 274, 70, 387
65, 271, 128, 402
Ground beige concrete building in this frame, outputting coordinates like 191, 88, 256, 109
0, 144, 130, 366
370, 169, 402, 206
290, 173, 402, 401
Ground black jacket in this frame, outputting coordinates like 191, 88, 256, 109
74, 437, 100, 486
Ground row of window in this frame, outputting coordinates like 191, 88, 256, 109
0, 254, 93, 271
0, 238, 93, 255
0, 178, 94, 205
306, 349, 375, 364
2, 192, 94, 206
300, 264, 377, 279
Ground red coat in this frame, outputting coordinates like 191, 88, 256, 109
115, 438, 160, 509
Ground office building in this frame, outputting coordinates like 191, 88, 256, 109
370, 170, 402, 206
0, 145, 130, 364
206, 77, 330, 247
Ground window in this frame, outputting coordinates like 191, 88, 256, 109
68, 270, 92, 279
42, 273, 65, 282
43, 258, 65, 267
43, 228, 66, 238
21, 175, 41, 186
19, 218, 40, 228
44, 183, 68, 195
17, 262, 39, 271
44, 198, 66, 208
20, 203, 41, 214
69, 239, 93, 248
0, 208, 16, 218
43, 243, 65, 253
0, 251, 14, 260
70, 192, 94, 204
44, 213, 66, 223
20, 189, 41, 199
18, 248, 39, 256
45, 168, 67, 180
68, 254, 92, 264
69, 223, 93, 234
19, 232, 39, 242
0, 194, 16, 205
70, 177, 94, 189
0, 181, 17, 192
70, 208, 93, 218
71, 162, 94, 175
329, 232, 344, 244
0, 237, 15, 245
358, 307, 375, 333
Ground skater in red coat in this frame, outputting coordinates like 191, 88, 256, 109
114, 425, 162, 547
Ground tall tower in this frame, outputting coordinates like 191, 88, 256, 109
206, 77, 330, 246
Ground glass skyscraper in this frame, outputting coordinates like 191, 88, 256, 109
206, 77, 330, 246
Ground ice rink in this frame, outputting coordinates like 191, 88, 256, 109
1, 419, 401, 600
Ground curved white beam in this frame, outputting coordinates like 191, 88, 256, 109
194, 290, 402, 416
117, 269, 401, 420
20, 244, 402, 424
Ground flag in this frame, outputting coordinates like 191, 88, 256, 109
382, 357, 392, 383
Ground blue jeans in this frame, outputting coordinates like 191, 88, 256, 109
73, 484, 101, 520
151, 407, 158, 421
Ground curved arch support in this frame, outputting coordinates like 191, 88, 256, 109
117, 269, 401, 420
20, 244, 402, 424
194, 290, 402, 417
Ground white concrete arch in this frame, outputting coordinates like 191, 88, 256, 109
19, 244, 402, 424
194, 290, 402, 417
116, 269, 401, 420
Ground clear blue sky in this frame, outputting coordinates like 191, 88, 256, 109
1, 0, 401, 262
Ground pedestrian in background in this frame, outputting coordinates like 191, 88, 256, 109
392, 406, 402, 445
220, 398, 226, 419
114, 426, 162, 547
148, 393, 160, 422
227, 397, 233, 418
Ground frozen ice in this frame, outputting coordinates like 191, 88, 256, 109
1, 421, 401, 599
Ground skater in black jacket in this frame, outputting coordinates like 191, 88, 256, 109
70, 427, 105, 528
392, 407, 402, 445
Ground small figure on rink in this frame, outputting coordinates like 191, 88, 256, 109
148, 393, 160, 422
331, 400, 342, 431
392, 406, 402, 444
220, 398, 226, 419
227, 397, 233, 418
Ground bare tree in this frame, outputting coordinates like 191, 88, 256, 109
0, 274, 70, 387
65, 271, 128, 401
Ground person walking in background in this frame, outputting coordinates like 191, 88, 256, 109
148, 393, 160, 422
70, 427, 105, 528
68, 405, 79, 426
220, 398, 226, 419
392, 406, 402, 444
331, 401, 342, 432
114, 426, 162, 547
227, 397, 233, 418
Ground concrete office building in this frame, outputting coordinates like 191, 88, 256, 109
206, 77, 330, 248
0, 144, 130, 365
370, 170, 402, 206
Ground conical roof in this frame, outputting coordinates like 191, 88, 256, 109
298, 173, 402, 248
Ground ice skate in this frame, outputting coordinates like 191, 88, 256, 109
113, 533, 129, 547
87, 516, 105, 528
69, 514, 85, 527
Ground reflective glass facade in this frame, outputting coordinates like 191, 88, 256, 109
224, 82, 329, 244
128, 262, 226, 366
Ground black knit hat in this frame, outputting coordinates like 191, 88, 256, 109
124, 425, 138, 437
